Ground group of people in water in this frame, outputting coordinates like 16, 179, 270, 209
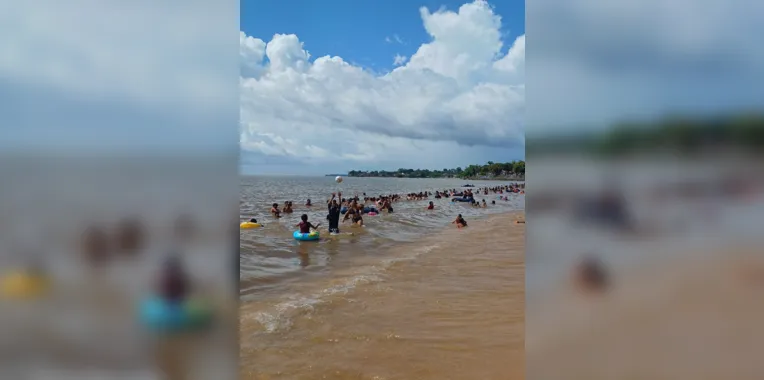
246, 184, 524, 236
3, 215, 207, 319
78, 215, 199, 301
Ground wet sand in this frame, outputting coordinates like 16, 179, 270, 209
240, 212, 525, 380
528, 247, 764, 379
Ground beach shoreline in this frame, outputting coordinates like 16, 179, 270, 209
240, 210, 525, 379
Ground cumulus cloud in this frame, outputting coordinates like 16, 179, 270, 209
393, 54, 408, 66
240, 0, 525, 173
528, 0, 764, 134
0, 0, 238, 151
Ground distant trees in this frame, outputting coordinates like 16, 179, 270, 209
527, 113, 764, 156
347, 161, 525, 179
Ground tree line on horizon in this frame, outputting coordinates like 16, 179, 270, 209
527, 113, 764, 156
347, 160, 525, 179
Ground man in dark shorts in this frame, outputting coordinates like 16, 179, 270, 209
327, 196, 341, 233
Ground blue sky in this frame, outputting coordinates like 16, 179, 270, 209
241, 0, 524, 72
239, 0, 526, 175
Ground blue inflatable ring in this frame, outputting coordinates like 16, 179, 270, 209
139, 296, 212, 332
294, 230, 319, 241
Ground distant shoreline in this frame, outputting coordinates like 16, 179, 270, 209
333, 175, 525, 181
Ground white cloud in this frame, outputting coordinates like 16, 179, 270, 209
385, 34, 405, 44
528, 0, 764, 134
240, 0, 525, 173
0, 0, 238, 151
393, 54, 408, 66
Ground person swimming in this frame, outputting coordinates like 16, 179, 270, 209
271, 203, 281, 218
452, 214, 467, 228
284, 201, 293, 213
305, 199, 312, 207
481, 199, 487, 208
296, 214, 320, 233
426, 201, 434, 210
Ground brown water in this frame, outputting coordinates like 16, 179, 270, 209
240, 176, 523, 297
0, 157, 238, 379
240, 212, 525, 379
526, 156, 764, 379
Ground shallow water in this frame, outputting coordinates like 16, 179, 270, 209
240, 212, 525, 380
239, 176, 523, 297
526, 156, 764, 378
239, 176, 524, 379
0, 157, 238, 378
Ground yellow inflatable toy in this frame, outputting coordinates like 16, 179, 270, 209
0, 272, 50, 299
240, 222, 262, 229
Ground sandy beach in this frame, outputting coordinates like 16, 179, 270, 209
240, 211, 525, 380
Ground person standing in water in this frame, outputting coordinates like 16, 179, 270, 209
327, 194, 342, 234
270, 203, 281, 218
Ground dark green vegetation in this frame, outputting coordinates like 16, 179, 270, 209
527, 113, 764, 156
347, 161, 525, 180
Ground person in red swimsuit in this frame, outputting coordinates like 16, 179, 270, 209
296, 214, 320, 233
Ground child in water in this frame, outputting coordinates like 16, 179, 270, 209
271, 203, 281, 218
284, 201, 293, 213
157, 255, 189, 303
305, 199, 312, 207
452, 214, 468, 228
296, 214, 320, 233
426, 201, 434, 210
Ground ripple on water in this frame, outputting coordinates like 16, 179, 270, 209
242, 244, 442, 335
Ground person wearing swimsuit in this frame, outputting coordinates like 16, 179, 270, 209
343, 207, 364, 226
296, 214, 320, 233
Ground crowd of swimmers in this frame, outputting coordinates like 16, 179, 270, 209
248, 184, 524, 235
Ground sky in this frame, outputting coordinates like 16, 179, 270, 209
239, 0, 526, 175
1, 0, 761, 165
526, 0, 764, 135
0, 0, 239, 154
